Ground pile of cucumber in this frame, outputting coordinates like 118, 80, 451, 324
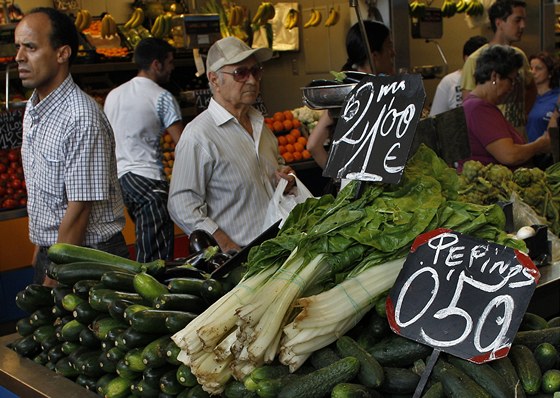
9, 243, 240, 398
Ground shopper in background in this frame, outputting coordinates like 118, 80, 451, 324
307, 20, 396, 173
15, 7, 128, 286
429, 35, 488, 116
460, 45, 550, 170
460, 0, 535, 136
104, 38, 183, 262
168, 37, 295, 253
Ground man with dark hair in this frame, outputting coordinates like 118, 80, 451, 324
15, 7, 128, 286
430, 35, 488, 116
104, 38, 183, 262
460, 0, 536, 134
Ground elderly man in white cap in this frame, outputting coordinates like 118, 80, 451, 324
168, 37, 296, 253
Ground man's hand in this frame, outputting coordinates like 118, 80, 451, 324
276, 166, 296, 194
213, 228, 241, 253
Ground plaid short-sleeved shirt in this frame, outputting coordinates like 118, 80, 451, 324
22, 75, 125, 247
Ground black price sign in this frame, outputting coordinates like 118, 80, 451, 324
324, 74, 425, 184
386, 228, 540, 363
0, 108, 24, 149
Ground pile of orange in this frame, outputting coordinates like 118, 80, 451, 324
96, 47, 129, 58
161, 131, 176, 181
266, 110, 312, 163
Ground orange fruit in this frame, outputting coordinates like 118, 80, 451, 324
163, 133, 173, 143
273, 121, 284, 133
264, 117, 274, 125
273, 111, 285, 122
285, 134, 296, 144
302, 149, 312, 159
294, 142, 304, 153
290, 129, 301, 138
278, 145, 287, 154
297, 136, 307, 145
278, 135, 287, 145
283, 120, 293, 131
292, 119, 301, 128
266, 123, 274, 131
164, 167, 172, 175
282, 152, 294, 162
285, 144, 295, 153
163, 142, 171, 150
293, 151, 303, 161
283, 110, 294, 120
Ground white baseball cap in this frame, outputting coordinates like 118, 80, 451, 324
206, 37, 273, 72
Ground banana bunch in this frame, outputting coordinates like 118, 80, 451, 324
283, 8, 299, 30
440, 0, 457, 17
74, 9, 92, 33
324, 7, 340, 27
124, 7, 145, 29
303, 9, 321, 28
466, 0, 484, 16
409, 0, 427, 17
101, 13, 118, 39
228, 5, 244, 27
251, 2, 275, 27
151, 14, 172, 38
455, 0, 468, 13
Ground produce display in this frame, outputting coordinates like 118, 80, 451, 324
265, 110, 311, 164
0, 147, 26, 211
161, 131, 176, 182
6, 145, 560, 398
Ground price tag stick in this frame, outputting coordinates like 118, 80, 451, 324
412, 348, 441, 398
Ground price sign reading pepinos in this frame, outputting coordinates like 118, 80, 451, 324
386, 228, 540, 363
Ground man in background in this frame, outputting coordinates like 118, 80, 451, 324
104, 38, 183, 262
460, 0, 536, 134
15, 7, 127, 286
430, 35, 488, 116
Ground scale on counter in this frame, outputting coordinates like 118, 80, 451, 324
171, 13, 221, 50
410, 7, 448, 79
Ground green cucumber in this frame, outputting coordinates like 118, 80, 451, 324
124, 347, 146, 372
509, 344, 543, 395
103, 375, 135, 398
72, 279, 100, 298
166, 340, 182, 365
33, 350, 49, 365
142, 364, 176, 389
541, 369, 560, 394
101, 270, 137, 292
58, 319, 86, 342
133, 272, 169, 302
72, 301, 102, 324
421, 381, 444, 398
115, 327, 160, 351
534, 342, 559, 373
99, 350, 118, 373
115, 358, 141, 380
89, 288, 145, 312
16, 316, 36, 336
433, 359, 491, 397
165, 311, 198, 333
519, 312, 549, 331
52, 286, 73, 308
513, 327, 560, 351
54, 357, 79, 378
108, 299, 136, 322
176, 363, 198, 387
75, 374, 99, 391
47, 242, 164, 274
22, 284, 53, 307
368, 334, 432, 367
102, 326, 128, 350
96, 373, 118, 396
447, 356, 510, 398
490, 356, 527, 398
123, 303, 152, 320
200, 278, 223, 304
331, 383, 380, 398
29, 306, 55, 327
548, 316, 560, 328
153, 293, 204, 312
141, 335, 172, 368
135, 378, 161, 397
337, 335, 384, 388
61, 341, 81, 355
47, 344, 66, 363
51, 304, 68, 318
130, 309, 187, 334
278, 356, 360, 398
106, 346, 127, 362
61, 293, 85, 312
309, 346, 341, 369
32, 324, 56, 343
91, 317, 128, 340
380, 366, 420, 394
185, 384, 211, 397
224, 380, 258, 398
51, 261, 136, 285
79, 326, 100, 348
78, 350, 105, 377
160, 368, 185, 395
167, 277, 205, 294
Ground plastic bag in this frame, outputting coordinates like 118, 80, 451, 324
510, 192, 560, 262
262, 176, 314, 231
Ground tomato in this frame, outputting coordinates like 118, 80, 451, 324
7, 150, 19, 162
18, 198, 27, 206
2, 198, 17, 209
0, 164, 6, 173
10, 179, 21, 189
9, 162, 18, 170
0, 186, 5, 196
0, 173, 8, 183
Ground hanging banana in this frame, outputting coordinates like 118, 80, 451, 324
74, 9, 92, 33
440, 0, 457, 17
466, 0, 484, 16
124, 8, 145, 30
251, 2, 275, 27
455, 0, 468, 13
283, 8, 299, 30
150, 14, 165, 38
101, 13, 117, 39
409, 0, 427, 17
324, 7, 339, 27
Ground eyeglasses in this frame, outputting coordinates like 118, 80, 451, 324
220, 65, 263, 82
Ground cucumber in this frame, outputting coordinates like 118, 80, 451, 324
96, 373, 118, 396
447, 355, 510, 398
61, 341, 81, 355
534, 342, 559, 373
91, 317, 128, 340
103, 375, 134, 398
374, 292, 388, 318
224, 380, 258, 398
309, 346, 341, 369
165, 311, 198, 333
51, 304, 68, 318
141, 335, 172, 368
101, 270, 137, 292
177, 364, 198, 387
513, 327, 560, 351
541, 369, 560, 394
11, 335, 41, 357
277, 356, 360, 398
47, 242, 164, 274
32, 324, 56, 343
75, 374, 99, 391
509, 344, 543, 395
106, 346, 127, 362
549, 316, 560, 328
336, 335, 384, 388
99, 350, 118, 373
29, 306, 55, 327
33, 351, 49, 365
72, 279, 100, 299
135, 378, 162, 397
421, 381, 444, 398
78, 350, 105, 377
520, 312, 549, 331
79, 327, 101, 348
124, 347, 147, 372
133, 272, 169, 302
72, 301, 102, 324
380, 366, 420, 394
489, 356, 527, 398
51, 261, 136, 285
52, 286, 73, 308
47, 344, 66, 363
152, 293, 204, 312
160, 368, 185, 395
167, 277, 205, 294
200, 278, 223, 304
130, 310, 180, 334
186, 384, 212, 397
102, 326, 128, 350
142, 364, 177, 389
368, 334, 432, 367
59, 319, 86, 342
124, 304, 152, 320
15, 317, 36, 336
331, 383, 380, 398
115, 358, 141, 380
115, 327, 160, 351
61, 293, 85, 312
166, 340, 182, 365
356, 312, 390, 350
433, 358, 491, 398
108, 299, 136, 322
89, 288, 145, 312
23, 284, 53, 306
54, 357, 79, 378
